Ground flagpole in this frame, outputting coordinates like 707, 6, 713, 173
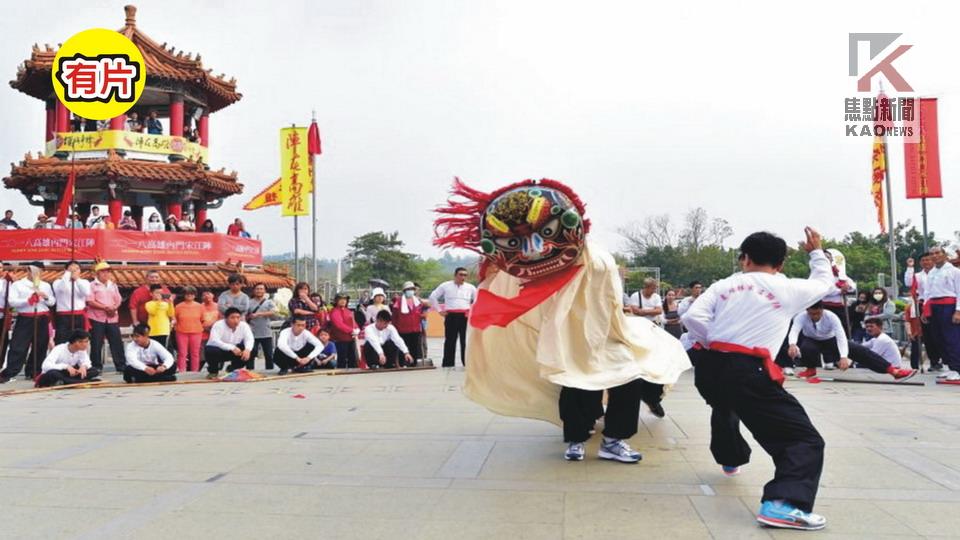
881, 121, 898, 298
291, 123, 300, 283
921, 196, 929, 253
311, 110, 317, 291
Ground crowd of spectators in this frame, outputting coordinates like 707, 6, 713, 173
0, 208, 252, 236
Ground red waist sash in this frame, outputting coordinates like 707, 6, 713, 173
922, 296, 956, 318
694, 341, 784, 386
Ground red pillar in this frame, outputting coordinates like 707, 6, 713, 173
198, 114, 209, 146
167, 201, 182, 221
55, 100, 69, 133
45, 100, 55, 142
169, 94, 184, 137
108, 198, 123, 227
195, 201, 207, 229
110, 114, 126, 130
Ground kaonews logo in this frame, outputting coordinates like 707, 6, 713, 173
848, 33, 912, 92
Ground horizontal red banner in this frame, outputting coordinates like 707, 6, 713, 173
0, 230, 262, 265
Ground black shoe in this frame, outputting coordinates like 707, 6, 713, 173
277, 369, 289, 376
647, 401, 666, 418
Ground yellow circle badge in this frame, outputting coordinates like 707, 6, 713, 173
52, 28, 146, 121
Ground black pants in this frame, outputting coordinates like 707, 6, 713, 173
89, 320, 126, 371
691, 349, 825, 513
0, 317, 8, 373
775, 336, 794, 369
36, 367, 101, 387
921, 320, 943, 368
909, 337, 922, 369
442, 312, 467, 367
123, 365, 177, 383
204, 343, 247, 375
798, 336, 841, 368
363, 340, 400, 369
273, 343, 316, 371
400, 332, 422, 364
335, 340, 358, 369
560, 378, 644, 443
54, 314, 85, 345
2, 315, 49, 379
251, 337, 275, 370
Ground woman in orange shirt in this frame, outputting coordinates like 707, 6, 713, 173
199, 290, 221, 371
174, 287, 205, 372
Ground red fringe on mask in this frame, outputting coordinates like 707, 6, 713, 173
433, 177, 590, 254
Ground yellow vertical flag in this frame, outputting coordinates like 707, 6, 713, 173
279, 127, 310, 217
871, 136, 886, 234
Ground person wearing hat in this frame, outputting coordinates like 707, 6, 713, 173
391, 281, 425, 366
330, 293, 360, 368
0, 264, 55, 383
32, 213, 49, 229
364, 287, 390, 326
164, 214, 179, 232
86, 261, 127, 373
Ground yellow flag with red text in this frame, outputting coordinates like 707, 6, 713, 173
279, 127, 310, 217
871, 136, 886, 234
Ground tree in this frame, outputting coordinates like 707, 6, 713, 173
343, 231, 419, 288
618, 214, 675, 256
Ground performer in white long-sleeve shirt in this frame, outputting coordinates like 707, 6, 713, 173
787, 302, 848, 375
904, 253, 943, 370
0, 265, 55, 382
52, 261, 91, 345
921, 246, 960, 380
204, 307, 254, 378
428, 267, 477, 367
273, 317, 325, 374
36, 330, 100, 387
124, 324, 176, 383
820, 249, 856, 335
681, 228, 833, 531
362, 310, 413, 369
677, 280, 703, 317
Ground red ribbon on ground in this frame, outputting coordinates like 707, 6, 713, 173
469, 264, 583, 330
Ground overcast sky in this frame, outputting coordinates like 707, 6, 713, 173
2, 0, 958, 260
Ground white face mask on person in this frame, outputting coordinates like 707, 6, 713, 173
873, 293, 884, 301
404, 290, 415, 298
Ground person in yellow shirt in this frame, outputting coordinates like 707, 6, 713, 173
144, 285, 175, 347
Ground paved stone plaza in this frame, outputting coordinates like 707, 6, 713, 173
0, 343, 958, 539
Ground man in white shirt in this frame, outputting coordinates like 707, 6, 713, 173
273, 317, 324, 375
36, 330, 100, 387
850, 319, 905, 370
204, 307, 254, 379
124, 324, 177, 383
788, 302, 849, 376
681, 228, 832, 531
905, 252, 943, 370
677, 280, 703, 317
363, 311, 413, 369
85, 206, 104, 229
627, 278, 663, 325
52, 261, 91, 344
428, 267, 477, 367
0, 265, 56, 382
922, 246, 960, 381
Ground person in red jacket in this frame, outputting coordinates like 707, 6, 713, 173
391, 281, 426, 367
329, 293, 359, 368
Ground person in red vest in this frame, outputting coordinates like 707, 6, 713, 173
329, 293, 359, 368
391, 281, 425, 367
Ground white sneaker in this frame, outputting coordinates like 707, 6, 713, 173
564, 442, 585, 461
936, 370, 956, 379
783, 367, 795, 377
823, 363, 836, 371
944, 371, 960, 381
598, 438, 642, 463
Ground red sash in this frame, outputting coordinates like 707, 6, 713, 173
694, 341, 785, 386
922, 296, 956, 318
469, 264, 583, 330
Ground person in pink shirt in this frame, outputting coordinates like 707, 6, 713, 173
85, 262, 126, 372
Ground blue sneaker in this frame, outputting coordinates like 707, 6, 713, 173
721, 465, 741, 477
756, 500, 826, 530
564, 443, 585, 461
598, 438, 642, 463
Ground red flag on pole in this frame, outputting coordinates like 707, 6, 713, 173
55, 164, 76, 227
904, 97, 943, 199
307, 120, 322, 156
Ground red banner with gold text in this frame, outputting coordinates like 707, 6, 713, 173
0, 230, 262, 265
904, 98, 943, 199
